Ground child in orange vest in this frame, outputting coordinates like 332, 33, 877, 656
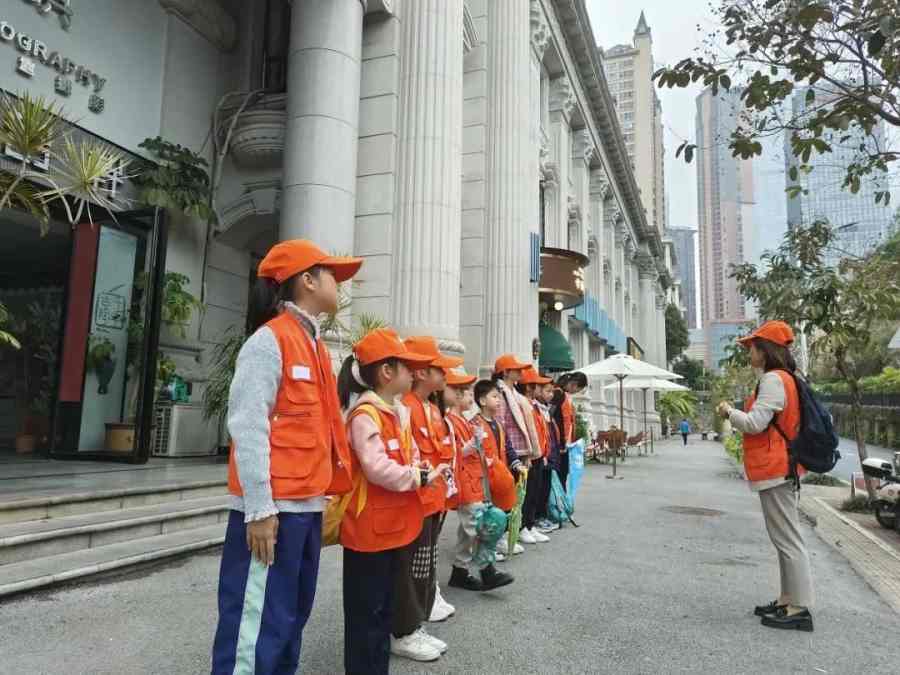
212, 240, 361, 675
389, 335, 461, 659
471, 379, 527, 557
444, 370, 515, 592
536, 380, 564, 532
551, 372, 588, 490
517, 367, 554, 544
336, 328, 449, 674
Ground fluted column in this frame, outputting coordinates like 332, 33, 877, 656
392, 0, 464, 341
281, 0, 364, 253
483, 0, 532, 364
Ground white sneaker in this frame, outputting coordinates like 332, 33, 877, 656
391, 633, 441, 662
416, 627, 448, 654
513, 543, 524, 555
537, 520, 559, 532
531, 528, 550, 543
495, 550, 507, 562
496, 537, 509, 555
428, 584, 455, 622
519, 528, 537, 545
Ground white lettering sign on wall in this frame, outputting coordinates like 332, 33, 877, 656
0, 13, 106, 114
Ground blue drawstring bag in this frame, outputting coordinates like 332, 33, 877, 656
567, 439, 585, 506
547, 469, 576, 527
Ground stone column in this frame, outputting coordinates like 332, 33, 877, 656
391, 0, 465, 341
483, 0, 532, 364
657, 290, 667, 367
280, 0, 365, 253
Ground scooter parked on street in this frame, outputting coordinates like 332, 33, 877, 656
861, 457, 900, 530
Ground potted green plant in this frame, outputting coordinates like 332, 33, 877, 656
85, 335, 117, 394
160, 272, 203, 340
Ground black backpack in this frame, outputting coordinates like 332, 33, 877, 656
769, 371, 840, 480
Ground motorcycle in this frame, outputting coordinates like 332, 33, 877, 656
861, 457, 900, 529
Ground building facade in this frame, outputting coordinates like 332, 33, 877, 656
668, 227, 698, 329
601, 12, 667, 239
0, 0, 671, 461
695, 87, 751, 349
786, 87, 896, 267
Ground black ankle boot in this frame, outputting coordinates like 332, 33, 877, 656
448, 566, 483, 591
480, 564, 514, 591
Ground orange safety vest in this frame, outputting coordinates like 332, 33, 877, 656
340, 403, 424, 552
560, 393, 575, 445
473, 415, 517, 510
402, 393, 447, 516
531, 403, 551, 459
228, 312, 352, 500
742, 370, 802, 482
448, 412, 483, 505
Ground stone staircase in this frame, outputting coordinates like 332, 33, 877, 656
0, 480, 229, 598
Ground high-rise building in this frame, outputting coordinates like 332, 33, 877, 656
695, 87, 751, 332
602, 12, 667, 236
668, 227, 698, 329
786, 88, 896, 266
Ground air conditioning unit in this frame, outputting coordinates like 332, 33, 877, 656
152, 403, 218, 457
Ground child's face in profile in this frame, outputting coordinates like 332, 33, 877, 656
481, 388, 502, 416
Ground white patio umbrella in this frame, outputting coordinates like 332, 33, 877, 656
577, 355, 681, 476
602, 378, 690, 454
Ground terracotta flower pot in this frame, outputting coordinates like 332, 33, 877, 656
15, 433, 36, 454
105, 423, 135, 453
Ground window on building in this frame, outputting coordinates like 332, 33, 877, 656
259, 0, 292, 92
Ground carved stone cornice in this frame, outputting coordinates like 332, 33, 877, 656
549, 77, 576, 120
590, 171, 613, 200
571, 128, 596, 166
539, 133, 559, 187
567, 194, 582, 225
655, 294, 667, 310
530, 1, 551, 60
158, 0, 237, 51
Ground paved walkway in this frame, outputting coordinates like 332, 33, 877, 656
4, 440, 900, 674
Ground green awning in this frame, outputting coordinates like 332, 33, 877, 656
539, 321, 575, 372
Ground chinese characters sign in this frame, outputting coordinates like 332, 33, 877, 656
1, 2, 109, 115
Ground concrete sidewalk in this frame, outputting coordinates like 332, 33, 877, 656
3, 439, 900, 674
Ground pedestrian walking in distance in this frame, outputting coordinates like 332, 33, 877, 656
211, 240, 363, 674
717, 320, 814, 632
680, 418, 690, 446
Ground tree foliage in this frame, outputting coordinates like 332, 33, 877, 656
672, 356, 713, 390
654, 0, 900, 203
665, 302, 690, 363
133, 137, 215, 222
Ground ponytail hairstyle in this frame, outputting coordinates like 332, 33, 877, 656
337, 353, 401, 410
431, 390, 447, 418
247, 267, 323, 334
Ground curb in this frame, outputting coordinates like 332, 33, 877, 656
0, 535, 224, 599
799, 495, 900, 615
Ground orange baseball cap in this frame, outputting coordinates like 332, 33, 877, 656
354, 328, 432, 368
520, 366, 552, 385
494, 353, 531, 374
403, 336, 464, 369
737, 320, 795, 348
445, 368, 477, 387
258, 239, 363, 284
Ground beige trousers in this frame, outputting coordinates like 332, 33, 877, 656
759, 481, 814, 608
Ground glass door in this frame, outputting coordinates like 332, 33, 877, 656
53, 209, 168, 462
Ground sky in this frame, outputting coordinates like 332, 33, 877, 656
586, 0, 715, 231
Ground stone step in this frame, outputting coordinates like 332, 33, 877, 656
0, 496, 231, 565
0, 523, 226, 598
0, 480, 228, 525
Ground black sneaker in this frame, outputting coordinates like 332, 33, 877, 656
753, 600, 785, 617
480, 564, 514, 591
448, 566, 483, 591
761, 607, 814, 632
